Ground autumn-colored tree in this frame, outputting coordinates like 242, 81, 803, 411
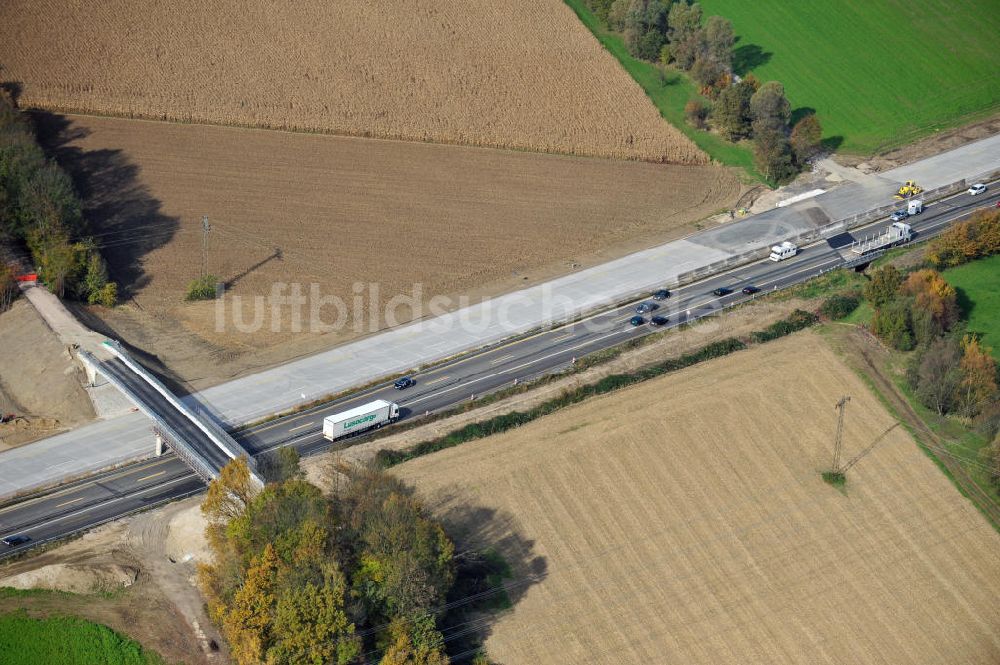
959, 336, 998, 417
223, 543, 279, 665
900, 269, 960, 339
202, 456, 258, 523
926, 208, 1000, 269
379, 614, 450, 665
684, 98, 710, 129
790, 114, 823, 164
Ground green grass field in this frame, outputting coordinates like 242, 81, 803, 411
563, 0, 760, 178
0, 612, 165, 665
944, 254, 1000, 359
699, 0, 1000, 154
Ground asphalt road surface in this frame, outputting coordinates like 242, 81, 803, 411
2, 186, 997, 559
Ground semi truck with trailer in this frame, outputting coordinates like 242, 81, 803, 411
850, 221, 912, 255
323, 399, 400, 440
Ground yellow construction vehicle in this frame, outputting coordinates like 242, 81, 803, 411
894, 180, 923, 199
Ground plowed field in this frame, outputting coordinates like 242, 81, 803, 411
396, 332, 1000, 664
0, 0, 703, 164
41, 114, 739, 385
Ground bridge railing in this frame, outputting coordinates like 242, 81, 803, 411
80, 350, 218, 484
100, 341, 258, 470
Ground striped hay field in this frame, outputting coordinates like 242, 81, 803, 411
396, 332, 1000, 664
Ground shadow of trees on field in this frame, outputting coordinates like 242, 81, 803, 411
790, 106, 816, 127
432, 495, 548, 660
29, 111, 179, 300
732, 41, 772, 76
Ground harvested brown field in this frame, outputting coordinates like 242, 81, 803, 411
395, 332, 1000, 664
40, 114, 740, 387
0, 0, 703, 164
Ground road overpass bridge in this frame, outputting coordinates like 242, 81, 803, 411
79, 341, 262, 487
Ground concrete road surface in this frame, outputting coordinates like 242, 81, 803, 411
0, 187, 996, 557
1, 135, 997, 499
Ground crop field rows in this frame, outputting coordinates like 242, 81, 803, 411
397, 333, 1000, 664
0, 0, 704, 164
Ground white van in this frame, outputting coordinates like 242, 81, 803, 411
769, 241, 798, 262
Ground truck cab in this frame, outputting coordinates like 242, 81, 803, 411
907, 199, 923, 215
769, 241, 798, 262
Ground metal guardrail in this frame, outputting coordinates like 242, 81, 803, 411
80, 350, 218, 484
100, 341, 259, 477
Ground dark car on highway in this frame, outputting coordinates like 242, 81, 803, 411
650, 315, 669, 326
635, 302, 657, 314
712, 287, 732, 297
2, 535, 30, 547
393, 376, 415, 390
889, 210, 909, 222
742, 285, 760, 295
629, 315, 646, 326
652, 289, 671, 300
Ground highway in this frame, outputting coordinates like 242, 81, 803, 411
1, 185, 997, 559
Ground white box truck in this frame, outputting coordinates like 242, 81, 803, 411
850, 222, 912, 255
769, 241, 798, 262
323, 399, 400, 441
907, 199, 923, 215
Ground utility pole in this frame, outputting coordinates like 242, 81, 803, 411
831, 395, 851, 473
200, 215, 211, 278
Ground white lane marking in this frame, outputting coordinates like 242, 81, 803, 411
423, 375, 451, 386
288, 421, 315, 432
25, 475, 196, 534
405, 329, 630, 406
489, 354, 515, 366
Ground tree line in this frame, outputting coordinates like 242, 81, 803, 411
199, 452, 501, 665
0, 90, 116, 307
583, 0, 822, 183
860, 208, 1000, 486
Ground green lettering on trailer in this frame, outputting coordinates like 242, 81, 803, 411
344, 413, 377, 430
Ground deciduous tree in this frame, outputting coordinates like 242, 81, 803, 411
704, 15, 734, 69
913, 337, 963, 414
753, 128, 796, 183
712, 78, 755, 140
863, 265, 903, 307
202, 456, 258, 523
790, 114, 823, 164
749, 81, 791, 135
959, 336, 998, 417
